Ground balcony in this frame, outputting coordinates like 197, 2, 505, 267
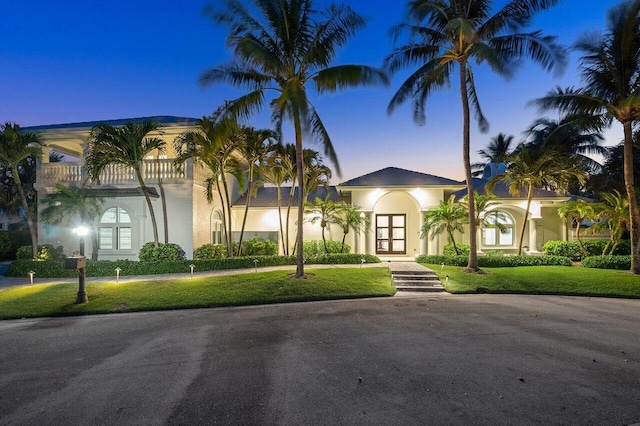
37, 159, 213, 187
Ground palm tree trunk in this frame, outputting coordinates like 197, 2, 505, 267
215, 179, 230, 256
135, 170, 159, 247
220, 173, 234, 257
12, 166, 38, 258
575, 220, 587, 256
459, 62, 478, 271
518, 184, 534, 256
293, 113, 305, 277
623, 121, 640, 274
277, 186, 286, 254
237, 168, 254, 256
156, 157, 169, 244
322, 224, 328, 253
341, 230, 348, 253
285, 184, 295, 255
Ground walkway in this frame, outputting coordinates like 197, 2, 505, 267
388, 261, 444, 293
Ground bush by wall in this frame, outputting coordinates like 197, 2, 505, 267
416, 254, 572, 267
581, 255, 630, 270
306, 253, 380, 264
193, 244, 227, 260
0, 230, 30, 260
303, 240, 350, 256
543, 240, 631, 261
0, 232, 10, 259
443, 243, 470, 257
16, 244, 66, 261
138, 242, 186, 262
235, 237, 278, 256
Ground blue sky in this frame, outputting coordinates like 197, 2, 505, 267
0, 0, 622, 182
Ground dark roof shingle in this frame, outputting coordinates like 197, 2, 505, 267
233, 186, 339, 207
340, 167, 463, 187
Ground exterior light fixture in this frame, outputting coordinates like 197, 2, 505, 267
189, 264, 195, 279
28, 270, 35, 285
115, 267, 121, 284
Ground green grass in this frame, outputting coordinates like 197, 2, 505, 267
426, 264, 640, 298
0, 268, 395, 320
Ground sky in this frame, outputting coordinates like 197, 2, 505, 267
0, 0, 624, 183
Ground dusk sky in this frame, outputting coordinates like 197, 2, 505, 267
1, 0, 623, 183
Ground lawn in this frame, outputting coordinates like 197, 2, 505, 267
0, 268, 395, 320
426, 264, 640, 298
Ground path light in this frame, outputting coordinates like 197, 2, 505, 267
446, 275, 449, 284
115, 267, 121, 284
441, 263, 445, 271
28, 270, 35, 285
253, 259, 258, 273
189, 264, 195, 279
360, 258, 366, 268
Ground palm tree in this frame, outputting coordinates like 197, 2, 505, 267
596, 190, 629, 255
487, 146, 586, 255
200, 0, 389, 277
174, 117, 245, 256
335, 204, 369, 253
558, 199, 596, 257
534, 0, 640, 273
385, 0, 566, 272
304, 195, 343, 253
85, 121, 165, 247
236, 127, 276, 255
259, 148, 293, 254
472, 133, 515, 176
0, 123, 44, 258
422, 195, 468, 255
460, 190, 503, 251
40, 184, 105, 260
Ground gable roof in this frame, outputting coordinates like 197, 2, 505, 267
24, 116, 199, 132
233, 186, 339, 208
453, 178, 569, 199
339, 167, 463, 187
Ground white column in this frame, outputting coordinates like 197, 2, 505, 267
528, 218, 539, 253
419, 211, 427, 255
366, 212, 375, 255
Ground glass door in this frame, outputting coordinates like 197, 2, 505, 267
376, 214, 406, 254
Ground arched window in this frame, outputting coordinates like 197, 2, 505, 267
210, 210, 223, 245
482, 211, 515, 247
99, 207, 132, 250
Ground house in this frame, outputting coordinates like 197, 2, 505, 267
30, 116, 573, 260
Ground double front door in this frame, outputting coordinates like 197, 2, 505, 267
376, 214, 406, 254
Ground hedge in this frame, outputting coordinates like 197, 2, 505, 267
415, 254, 572, 267
581, 255, 631, 270
4, 253, 381, 278
543, 240, 631, 261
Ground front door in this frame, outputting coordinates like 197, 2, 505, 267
376, 214, 406, 254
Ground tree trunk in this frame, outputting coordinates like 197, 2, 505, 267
12, 166, 38, 258
459, 62, 478, 271
157, 157, 169, 244
277, 186, 286, 254
322, 223, 328, 253
135, 169, 159, 247
237, 167, 254, 256
285, 184, 295, 255
622, 121, 640, 274
293, 113, 305, 277
220, 172, 234, 257
215, 179, 230, 256
518, 184, 534, 256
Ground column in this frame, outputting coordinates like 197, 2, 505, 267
528, 218, 538, 253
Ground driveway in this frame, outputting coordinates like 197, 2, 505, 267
0, 294, 638, 425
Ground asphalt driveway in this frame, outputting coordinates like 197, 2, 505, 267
0, 294, 638, 425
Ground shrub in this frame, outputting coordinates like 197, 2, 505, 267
16, 244, 66, 261
138, 242, 186, 262
581, 255, 630, 270
0, 232, 10, 258
306, 253, 380, 264
193, 244, 227, 260
303, 240, 350, 256
443, 243, 470, 256
416, 254, 572, 267
236, 237, 278, 256
543, 240, 583, 261
1, 230, 30, 260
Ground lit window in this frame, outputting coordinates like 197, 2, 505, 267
482, 211, 514, 247
99, 207, 132, 250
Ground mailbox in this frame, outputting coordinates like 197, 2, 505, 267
65, 256, 87, 269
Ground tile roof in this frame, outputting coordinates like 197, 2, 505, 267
452, 178, 568, 199
233, 186, 339, 208
82, 186, 160, 199
339, 167, 463, 187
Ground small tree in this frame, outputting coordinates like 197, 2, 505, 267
558, 199, 596, 257
422, 196, 468, 255
595, 190, 629, 255
304, 195, 343, 254
335, 204, 369, 253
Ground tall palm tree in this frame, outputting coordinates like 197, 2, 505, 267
85, 121, 165, 247
200, 0, 389, 277
472, 133, 515, 176
40, 183, 105, 260
534, 0, 640, 273
236, 127, 276, 255
0, 123, 44, 258
385, 0, 565, 272
487, 146, 586, 255
460, 190, 503, 251
174, 117, 245, 256
422, 195, 468, 255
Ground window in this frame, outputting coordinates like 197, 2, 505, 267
211, 210, 223, 245
376, 214, 406, 254
482, 211, 514, 247
99, 207, 132, 250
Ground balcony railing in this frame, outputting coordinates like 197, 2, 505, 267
37, 159, 213, 186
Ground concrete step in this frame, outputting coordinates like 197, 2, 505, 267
394, 279, 442, 286
396, 285, 445, 293
392, 274, 439, 280
392, 270, 437, 276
